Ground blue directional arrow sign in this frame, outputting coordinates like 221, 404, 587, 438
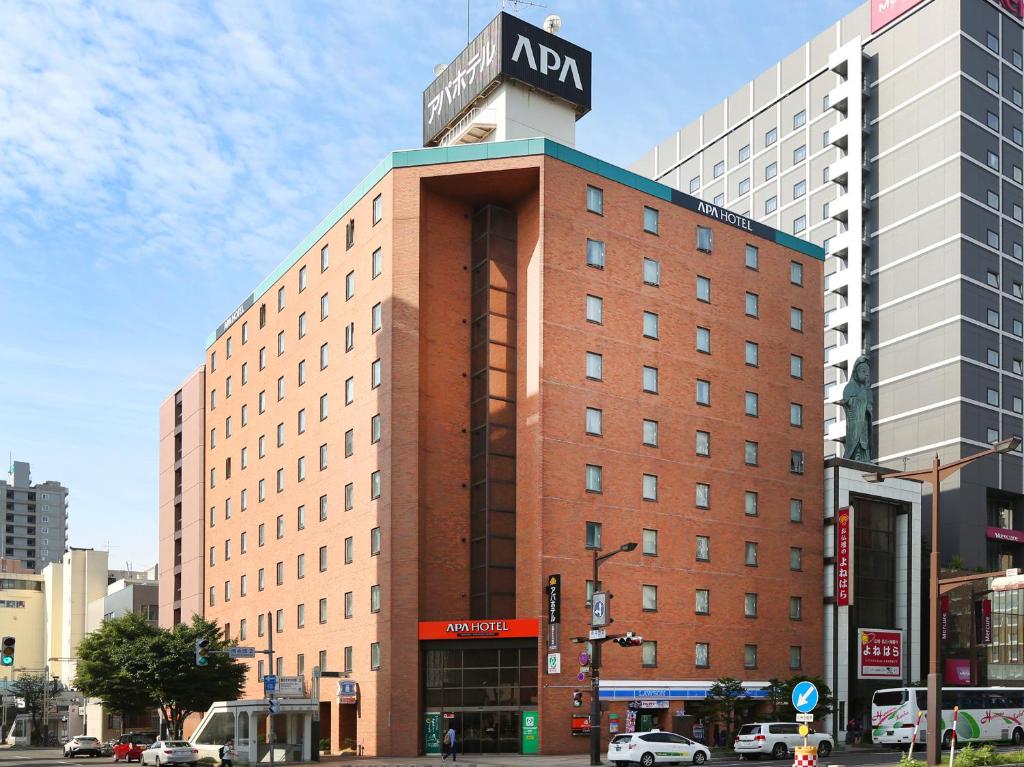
792, 681, 819, 714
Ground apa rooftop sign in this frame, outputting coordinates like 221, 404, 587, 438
422, 12, 592, 146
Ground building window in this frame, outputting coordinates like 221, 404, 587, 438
744, 441, 759, 466
791, 403, 804, 426
276, 561, 284, 585
346, 218, 355, 249
696, 536, 710, 562
745, 541, 758, 566
790, 596, 803, 620
739, 177, 750, 194
793, 145, 806, 163
745, 292, 759, 317
713, 160, 725, 179
765, 196, 778, 214
642, 365, 659, 393
790, 646, 802, 670
587, 239, 605, 268
586, 521, 602, 550
586, 185, 604, 214
696, 430, 710, 456
320, 244, 329, 272
745, 244, 758, 270
345, 270, 355, 300
696, 275, 711, 302
643, 206, 660, 234
988, 71, 1000, 91
585, 407, 603, 436
791, 261, 803, 286
988, 229, 1000, 248
739, 144, 750, 162
696, 226, 713, 253
745, 341, 759, 367
643, 258, 660, 286
636, 529, 657, 558
791, 355, 804, 378
988, 387, 1000, 406
586, 465, 603, 493
744, 593, 758, 618
320, 597, 328, 623
696, 483, 710, 509
642, 584, 658, 611
745, 491, 758, 517
297, 554, 305, 580
793, 180, 806, 199
696, 379, 711, 405
745, 391, 759, 417
371, 302, 383, 333
689, 175, 700, 192
345, 322, 354, 351
765, 162, 778, 180
988, 309, 1000, 327
696, 589, 710, 615
987, 31, 1000, 52
744, 644, 758, 669
586, 294, 604, 324
345, 377, 354, 404
765, 127, 777, 146
790, 547, 803, 571
370, 470, 382, 499
643, 419, 659, 447
345, 483, 353, 510
696, 326, 711, 353
642, 311, 659, 340
791, 450, 806, 474
988, 150, 1000, 170
586, 352, 603, 380
791, 307, 804, 331
371, 413, 382, 443
372, 193, 383, 224
642, 473, 658, 501
371, 359, 382, 388
371, 642, 381, 670
695, 642, 710, 667
793, 215, 807, 234
370, 585, 381, 613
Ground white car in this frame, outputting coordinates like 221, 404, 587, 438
609, 730, 710, 766
140, 741, 199, 766
64, 735, 103, 758
734, 723, 833, 759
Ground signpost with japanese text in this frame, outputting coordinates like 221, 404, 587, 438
836, 508, 852, 606
858, 628, 903, 679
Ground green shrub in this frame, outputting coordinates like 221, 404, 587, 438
953, 744, 997, 767
319, 738, 330, 752
898, 751, 925, 767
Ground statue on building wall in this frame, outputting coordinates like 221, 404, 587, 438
841, 355, 873, 462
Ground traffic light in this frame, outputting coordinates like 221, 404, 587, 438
615, 632, 642, 648
268, 698, 280, 715
195, 638, 210, 666
1, 637, 14, 667
572, 691, 583, 708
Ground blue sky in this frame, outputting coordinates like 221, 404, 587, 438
0, 0, 859, 568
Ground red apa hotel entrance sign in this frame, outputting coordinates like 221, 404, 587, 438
418, 618, 539, 640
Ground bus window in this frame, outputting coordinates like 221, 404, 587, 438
873, 690, 907, 707
916, 690, 927, 710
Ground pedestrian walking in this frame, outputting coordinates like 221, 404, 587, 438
441, 725, 456, 762
220, 739, 234, 767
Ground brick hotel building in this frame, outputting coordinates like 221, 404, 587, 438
158, 14, 826, 757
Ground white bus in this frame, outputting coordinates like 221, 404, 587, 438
871, 687, 1024, 748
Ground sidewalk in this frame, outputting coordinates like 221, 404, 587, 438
321, 754, 592, 766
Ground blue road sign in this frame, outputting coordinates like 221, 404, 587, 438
263, 674, 277, 693
792, 681, 818, 713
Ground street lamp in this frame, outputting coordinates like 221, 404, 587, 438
866, 436, 1021, 766
589, 541, 638, 766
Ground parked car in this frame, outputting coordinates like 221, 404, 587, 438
140, 740, 199, 767
100, 741, 115, 757
734, 723, 833, 759
64, 735, 103, 758
113, 732, 158, 762
609, 730, 710, 766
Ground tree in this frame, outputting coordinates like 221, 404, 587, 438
764, 678, 787, 719
74, 613, 162, 726
706, 677, 745, 741
11, 674, 46, 745
74, 614, 246, 739
151, 616, 246, 738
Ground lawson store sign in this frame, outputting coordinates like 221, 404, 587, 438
599, 685, 769, 701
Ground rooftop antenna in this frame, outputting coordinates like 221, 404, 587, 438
501, 0, 548, 14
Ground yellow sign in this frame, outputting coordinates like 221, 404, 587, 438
799, 725, 809, 737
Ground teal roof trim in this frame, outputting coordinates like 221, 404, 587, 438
205, 138, 824, 348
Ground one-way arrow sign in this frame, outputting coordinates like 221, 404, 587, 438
791, 681, 818, 713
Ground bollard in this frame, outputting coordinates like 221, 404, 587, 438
794, 745, 818, 767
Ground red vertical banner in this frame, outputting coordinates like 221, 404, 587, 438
837, 508, 852, 606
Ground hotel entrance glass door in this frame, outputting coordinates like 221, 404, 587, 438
453, 710, 520, 754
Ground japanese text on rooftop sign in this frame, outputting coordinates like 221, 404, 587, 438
858, 628, 902, 679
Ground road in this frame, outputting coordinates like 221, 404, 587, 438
0, 746, 1020, 767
